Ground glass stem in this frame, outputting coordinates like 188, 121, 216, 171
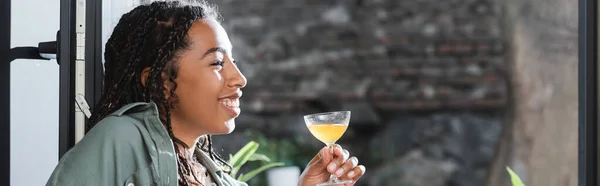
327, 144, 338, 183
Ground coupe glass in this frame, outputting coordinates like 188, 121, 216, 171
304, 111, 352, 186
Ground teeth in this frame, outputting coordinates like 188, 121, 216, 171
219, 99, 239, 107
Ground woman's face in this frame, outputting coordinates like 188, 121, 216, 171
169, 18, 247, 137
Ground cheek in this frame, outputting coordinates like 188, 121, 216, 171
175, 70, 223, 112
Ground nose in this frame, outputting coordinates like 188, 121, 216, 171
225, 60, 247, 89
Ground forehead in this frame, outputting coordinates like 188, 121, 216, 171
186, 18, 232, 52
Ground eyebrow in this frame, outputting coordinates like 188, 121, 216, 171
201, 47, 227, 59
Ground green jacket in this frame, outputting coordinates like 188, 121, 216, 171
46, 102, 248, 186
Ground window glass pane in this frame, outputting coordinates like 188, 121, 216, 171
10, 0, 59, 185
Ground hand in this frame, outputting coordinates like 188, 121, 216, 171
298, 144, 366, 186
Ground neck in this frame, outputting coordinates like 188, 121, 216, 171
170, 117, 206, 153
176, 141, 196, 156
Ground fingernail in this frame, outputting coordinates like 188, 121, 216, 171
328, 163, 336, 172
335, 168, 344, 176
351, 157, 358, 164
347, 171, 355, 178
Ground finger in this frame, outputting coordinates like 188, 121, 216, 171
329, 148, 350, 173
319, 146, 332, 164
331, 144, 344, 157
334, 156, 358, 178
326, 145, 349, 173
346, 165, 366, 180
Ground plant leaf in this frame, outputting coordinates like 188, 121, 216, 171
248, 153, 271, 162
228, 141, 259, 178
506, 166, 526, 186
238, 162, 285, 182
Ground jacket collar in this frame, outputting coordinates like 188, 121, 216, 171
196, 148, 226, 186
111, 102, 227, 186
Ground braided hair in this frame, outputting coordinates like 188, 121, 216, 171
88, 1, 231, 185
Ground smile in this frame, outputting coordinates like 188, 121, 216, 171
218, 98, 239, 107
218, 98, 241, 117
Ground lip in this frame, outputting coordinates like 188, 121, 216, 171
218, 91, 242, 100
220, 104, 241, 117
218, 91, 242, 117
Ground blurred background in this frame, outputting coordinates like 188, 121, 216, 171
207, 0, 578, 186
8, 0, 577, 185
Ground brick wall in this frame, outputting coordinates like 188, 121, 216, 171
210, 0, 509, 186
215, 0, 507, 113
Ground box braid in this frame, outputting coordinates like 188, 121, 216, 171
87, 1, 231, 185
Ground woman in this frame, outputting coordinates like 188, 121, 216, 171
46, 1, 365, 186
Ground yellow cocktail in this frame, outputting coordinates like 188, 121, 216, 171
307, 124, 348, 145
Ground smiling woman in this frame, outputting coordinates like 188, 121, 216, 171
44, 1, 365, 186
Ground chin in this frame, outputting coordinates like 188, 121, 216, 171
223, 120, 236, 134
209, 120, 235, 135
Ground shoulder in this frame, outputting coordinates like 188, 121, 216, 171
46, 103, 162, 186
78, 102, 165, 154
46, 116, 147, 186
85, 102, 160, 143
85, 114, 145, 143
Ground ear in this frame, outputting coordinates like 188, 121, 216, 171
140, 67, 151, 87
141, 67, 174, 101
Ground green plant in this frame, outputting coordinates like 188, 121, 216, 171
506, 166, 526, 186
227, 141, 285, 182
243, 129, 318, 169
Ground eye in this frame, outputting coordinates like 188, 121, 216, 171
211, 61, 224, 70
